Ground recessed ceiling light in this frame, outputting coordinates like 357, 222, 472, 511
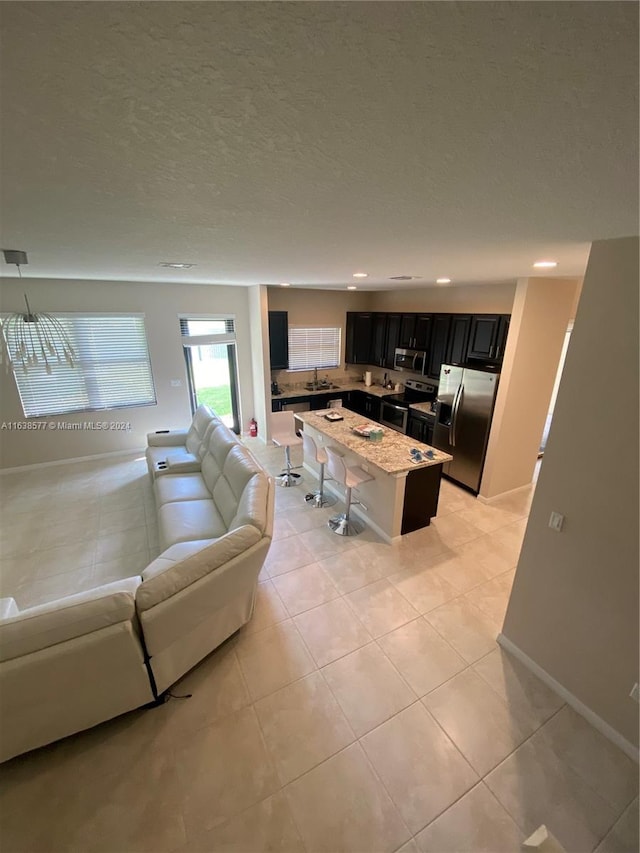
533, 260, 558, 269
160, 262, 195, 269
279, 282, 291, 287
352, 272, 368, 278
436, 278, 451, 284
347, 286, 357, 291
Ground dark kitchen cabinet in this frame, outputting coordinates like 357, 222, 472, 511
407, 412, 434, 446
384, 313, 401, 368
268, 311, 288, 370
414, 315, 432, 350
467, 314, 501, 361
447, 315, 472, 365
467, 314, 510, 364
370, 313, 388, 367
345, 312, 373, 364
426, 314, 451, 379
345, 390, 381, 421
398, 314, 416, 349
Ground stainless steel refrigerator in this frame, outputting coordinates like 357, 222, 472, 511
432, 364, 500, 494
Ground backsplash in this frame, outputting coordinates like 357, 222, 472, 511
271, 363, 437, 392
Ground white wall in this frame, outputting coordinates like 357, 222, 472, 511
480, 277, 579, 498
248, 284, 271, 442
0, 278, 254, 469
369, 282, 516, 314
502, 237, 639, 748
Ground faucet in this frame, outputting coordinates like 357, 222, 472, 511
313, 367, 318, 390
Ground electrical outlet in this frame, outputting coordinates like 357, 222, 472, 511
548, 511, 564, 532
170, 379, 182, 387
630, 683, 640, 703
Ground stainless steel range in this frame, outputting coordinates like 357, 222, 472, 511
379, 379, 437, 434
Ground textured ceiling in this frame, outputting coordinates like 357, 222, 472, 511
0, 2, 637, 288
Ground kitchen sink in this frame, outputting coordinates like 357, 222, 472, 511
304, 382, 341, 391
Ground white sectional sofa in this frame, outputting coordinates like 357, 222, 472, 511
0, 407, 274, 762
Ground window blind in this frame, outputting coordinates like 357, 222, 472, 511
179, 318, 235, 336
5, 314, 156, 418
288, 327, 341, 371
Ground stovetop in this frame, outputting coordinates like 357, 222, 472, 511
384, 379, 436, 408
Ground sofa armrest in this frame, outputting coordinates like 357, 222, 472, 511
137, 526, 261, 612
165, 452, 201, 473
0, 578, 141, 663
147, 429, 189, 447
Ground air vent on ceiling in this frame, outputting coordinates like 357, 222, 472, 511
389, 275, 420, 281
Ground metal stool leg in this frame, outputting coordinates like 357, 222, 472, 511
277, 444, 302, 487
305, 461, 337, 508
328, 485, 362, 536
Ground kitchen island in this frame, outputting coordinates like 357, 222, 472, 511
298, 409, 452, 541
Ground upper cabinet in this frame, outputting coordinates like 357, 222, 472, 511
467, 314, 510, 364
346, 310, 510, 373
268, 311, 289, 370
345, 312, 374, 364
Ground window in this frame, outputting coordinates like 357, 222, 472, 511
5, 314, 156, 418
287, 327, 341, 372
179, 315, 240, 432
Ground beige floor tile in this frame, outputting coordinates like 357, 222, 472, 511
593, 797, 639, 853
537, 705, 639, 812
160, 643, 250, 737
425, 597, 500, 663
273, 515, 298, 541
263, 535, 317, 577
255, 671, 354, 785
39, 514, 101, 547
361, 702, 478, 834
423, 669, 535, 775
415, 782, 523, 852
394, 841, 420, 853
236, 619, 316, 701
456, 534, 520, 579
357, 539, 420, 577
284, 742, 410, 853
428, 513, 484, 548
33, 540, 97, 577
464, 572, 513, 623
378, 617, 467, 697
296, 524, 361, 560
185, 792, 305, 853
243, 579, 289, 635
426, 547, 498, 594
322, 643, 416, 736
454, 501, 524, 535
272, 562, 339, 616
473, 647, 564, 730
318, 547, 389, 594
177, 706, 280, 834
345, 578, 421, 638
485, 734, 618, 853
98, 504, 147, 533
388, 564, 460, 614
294, 597, 371, 666
92, 549, 151, 584
94, 525, 149, 563
16, 563, 98, 609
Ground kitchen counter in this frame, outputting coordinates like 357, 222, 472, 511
299, 410, 452, 540
298, 409, 450, 476
271, 381, 397, 402
408, 402, 437, 415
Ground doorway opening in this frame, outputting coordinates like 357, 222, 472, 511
539, 321, 573, 455
180, 318, 240, 433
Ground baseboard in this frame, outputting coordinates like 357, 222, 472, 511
0, 447, 146, 475
497, 633, 639, 763
478, 482, 533, 505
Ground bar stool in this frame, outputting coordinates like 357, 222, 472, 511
270, 411, 303, 487
325, 446, 372, 536
302, 432, 336, 508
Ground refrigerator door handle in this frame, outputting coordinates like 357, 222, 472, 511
451, 384, 463, 447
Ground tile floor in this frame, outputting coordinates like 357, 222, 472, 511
0, 444, 637, 853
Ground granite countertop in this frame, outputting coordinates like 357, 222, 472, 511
272, 381, 397, 401
409, 402, 437, 415
298, 409, 452, 476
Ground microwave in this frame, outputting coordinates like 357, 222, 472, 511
394, 348, 425, 374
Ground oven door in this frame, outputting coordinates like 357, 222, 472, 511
380, 400, 409, 434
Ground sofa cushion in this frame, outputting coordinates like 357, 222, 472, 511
158, 499, 227, 549
0, 578, 141, 662
155, 474, 211, 506
212, 445, 261, 528
136, 525, 261, 612
185, 405, 218, 455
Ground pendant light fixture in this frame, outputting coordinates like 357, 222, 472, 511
1, 250, 77, 374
